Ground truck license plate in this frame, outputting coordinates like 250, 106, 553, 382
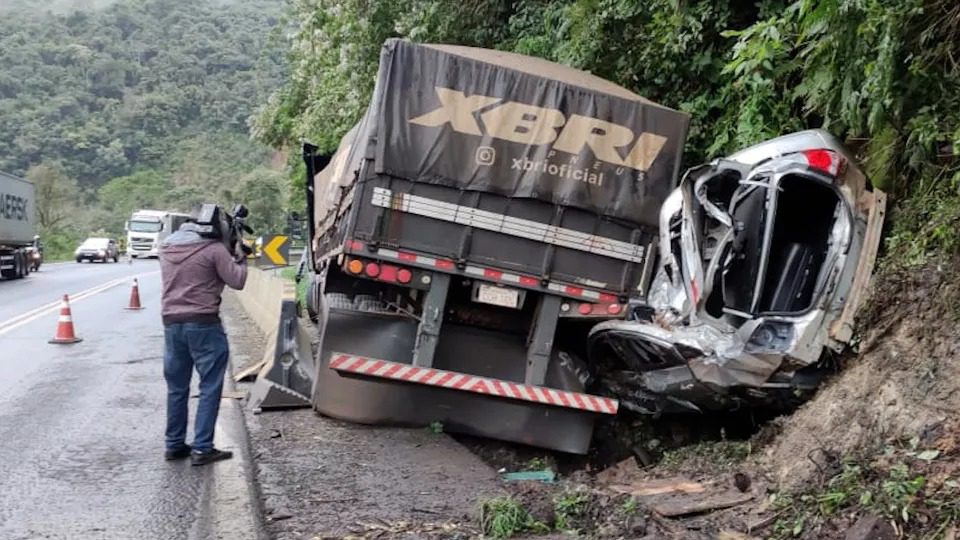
476, 284, 520, 308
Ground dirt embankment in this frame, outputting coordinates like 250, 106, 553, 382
759, 260, 960, 489
508, 261, 960, 539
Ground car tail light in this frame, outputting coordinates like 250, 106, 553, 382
801, 149, 843, 176
347, 259, 363, 274
397, 268, 413, 284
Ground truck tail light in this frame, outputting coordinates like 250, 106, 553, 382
397, 268, 412, 284
606, 303, 622, 315
364, 262, 380, 277
577, 303, 593, 315
347, 259, 363, 274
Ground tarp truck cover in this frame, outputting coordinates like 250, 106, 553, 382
0, 171, 35, 246
314, 40, 689, 294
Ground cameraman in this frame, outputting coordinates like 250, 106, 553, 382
159, 208, 247, 466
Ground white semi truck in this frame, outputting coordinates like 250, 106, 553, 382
0, 171, 37, 280
126, 209, 190, 258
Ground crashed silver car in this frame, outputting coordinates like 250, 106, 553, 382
589, 130, 886, 414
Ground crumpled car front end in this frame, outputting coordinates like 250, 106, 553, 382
589, 130, 886, 414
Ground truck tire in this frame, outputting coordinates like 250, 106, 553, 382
14, 252, 25, 279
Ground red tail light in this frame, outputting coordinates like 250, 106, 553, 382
397, 268, 413, 284
364, 263, 380, 278
577, 303, 593, 315
801, 149, 843, 176
606, 303, 622, 315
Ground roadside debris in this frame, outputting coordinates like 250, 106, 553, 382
501, 470, 556, 483
606, 477, 705, 497
844, 514, 896, 540
651, 489, 754, 518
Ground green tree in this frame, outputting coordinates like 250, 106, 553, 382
27, 162, 79, 231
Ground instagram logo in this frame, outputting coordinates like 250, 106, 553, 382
475, 146, 496, 166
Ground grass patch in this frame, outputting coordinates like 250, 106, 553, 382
658, 440, 752, 470
553, 488, 590, 532
523, 457, 549, 471
478, 497, 548, 539
768, 441, 959, 539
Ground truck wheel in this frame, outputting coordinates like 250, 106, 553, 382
14, 253, 25, 279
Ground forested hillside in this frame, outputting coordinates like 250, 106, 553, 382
0, 0, 286, 256
255, 0, 959, 267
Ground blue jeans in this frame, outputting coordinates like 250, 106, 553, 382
164, 322, 229, 453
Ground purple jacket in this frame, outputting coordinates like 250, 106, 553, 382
159, 224, 247, 326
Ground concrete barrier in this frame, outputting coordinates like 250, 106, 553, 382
233, 266, 292, 335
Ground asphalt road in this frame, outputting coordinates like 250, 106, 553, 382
0, 260, 263, 540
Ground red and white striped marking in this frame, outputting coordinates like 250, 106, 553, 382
346, 239, 620, 303
329, 353, 619, 415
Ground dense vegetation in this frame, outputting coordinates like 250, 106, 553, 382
0, 0, 286, 258
254, 0, 959, 267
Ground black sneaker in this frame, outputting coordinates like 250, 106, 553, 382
191, 448, 233, 466
165, 445, 192, 461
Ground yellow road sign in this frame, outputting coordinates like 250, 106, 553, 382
258, 235, 290, 266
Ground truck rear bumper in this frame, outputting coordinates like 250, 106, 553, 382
330, 354, 618, 415
311, 308, 612, 454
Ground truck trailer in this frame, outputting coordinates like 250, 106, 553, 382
0, 171, 36, 280
294, 40, 690, 453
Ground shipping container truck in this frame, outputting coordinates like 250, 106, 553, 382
0, 171, 36, 280
291, 40, 690, 453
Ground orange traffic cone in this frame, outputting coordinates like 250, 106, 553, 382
125, 278, 144, 310
49, 295, 83, 344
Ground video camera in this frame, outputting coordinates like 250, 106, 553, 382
193, 203, 254, 259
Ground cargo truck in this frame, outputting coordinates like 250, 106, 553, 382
289, 40, 690, 453
0, 171, 36, 280
126, 209, 190, 258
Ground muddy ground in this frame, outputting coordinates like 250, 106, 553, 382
224, 259, 959, 539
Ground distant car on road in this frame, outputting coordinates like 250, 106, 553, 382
75, 237, 120, 263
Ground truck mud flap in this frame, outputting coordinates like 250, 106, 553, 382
249, 299, 316, 410
311, 308, 612, 454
